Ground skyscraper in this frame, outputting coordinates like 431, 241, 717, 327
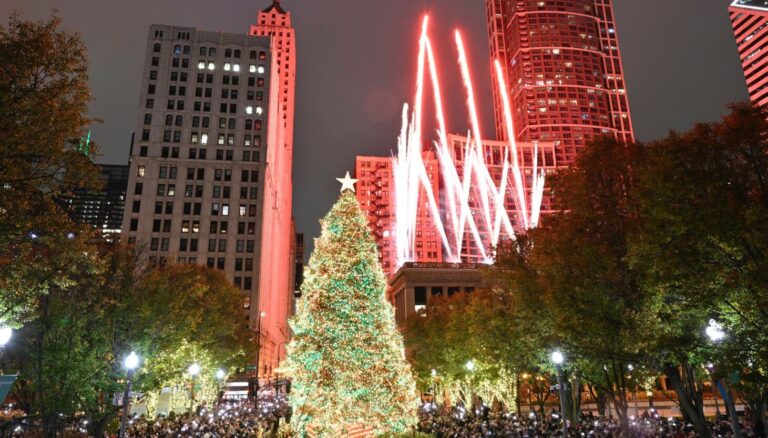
729, 0, 768, 108
486, 0, 634, 166
122, 11, 295, 376
249, 0, 297, 375
65, 164, 129, 240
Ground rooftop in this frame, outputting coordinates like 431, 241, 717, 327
263, 0, 287, 14
732, 0, 768, 11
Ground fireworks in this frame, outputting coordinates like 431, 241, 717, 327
393, 16, 546, 267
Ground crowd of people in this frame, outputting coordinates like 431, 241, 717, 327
123, 393, 290, 438
416, 402, 764, 437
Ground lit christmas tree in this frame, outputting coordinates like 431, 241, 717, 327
285, 172, 418, 437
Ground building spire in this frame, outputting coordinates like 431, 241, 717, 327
264, 0, 287, 14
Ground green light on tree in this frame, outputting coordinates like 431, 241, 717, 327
285, 186, 418, 436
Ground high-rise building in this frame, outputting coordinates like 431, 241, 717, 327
249, 0, 296, 376
122, 14, 295, 376
486, 0, 634, 166
65, 164, 129, 240
250, 0, 296, 150
355, 154, 442, 278
445, 135, 557, 263
355, 138, 555, 277
729, 0, 768, 108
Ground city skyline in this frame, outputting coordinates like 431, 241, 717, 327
0, 0, 749, 253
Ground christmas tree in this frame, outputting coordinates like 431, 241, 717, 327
285, 173, 418, 437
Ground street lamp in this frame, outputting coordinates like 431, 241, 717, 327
119, 351, 140, 438
706, 319, 725, 342
188, 363, 200, 414
0, 327, 12, 348
551, 351, 568, 437
254, 311, 266, 410
626, 363, 640, 417
216, 369, 225, 401
465, 360, 475, 408
430, 369, 437, 399
705, 319, 741, 438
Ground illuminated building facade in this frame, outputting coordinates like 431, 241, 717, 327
355, 154, 442, 278
486, 0, 634, 166
355, 138, 555, 276
65, 164, 129, 240
729, 0, 768, 108
446, 134, 557, 263
249, 0, 296, 377
122, 2, 296, 378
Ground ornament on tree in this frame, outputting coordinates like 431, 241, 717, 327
285, 176, 418, 436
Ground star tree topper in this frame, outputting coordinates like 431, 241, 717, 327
336, 171, 358, 193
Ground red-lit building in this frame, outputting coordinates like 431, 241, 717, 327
446, 134, 557, 264
729, 0, 768, 108
355, 138, 556, 278
486, 0, 634, 166
355, 154, 442, 278
249, 0, 296, 378
121, 0, 297, 382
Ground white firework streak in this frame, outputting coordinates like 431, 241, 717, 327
392, 16, 546, 270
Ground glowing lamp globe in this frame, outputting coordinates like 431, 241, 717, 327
706, 319, 726, 342
465, 360, 475, 371
216, 369, 225, 380
551, 351, 565, 365
188, 363, 201, 376
0, 327, 11, 347
124, 351, 139, 370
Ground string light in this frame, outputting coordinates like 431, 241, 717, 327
285, 191, 418, 436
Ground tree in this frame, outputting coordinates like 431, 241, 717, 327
634, 103, 768, 435
490, 138, 660, 431
0, 13, 99, 327
487, 104, 768, 436
3, 245, 252, 436
285, 190, 418, 437
404, 287, 548, 411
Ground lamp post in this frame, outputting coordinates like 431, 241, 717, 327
119, 351, 139, 438
706, 319, 741, 438
706, 363, 721, 417
465, 360, 475, 409
188, 363, 200, 415
431, 369, 437, 400
216, 369, 225, 401
551, 351, 568, 437
254, 311, 266, 410
275, 341, 289, 392
628, 363, 639, 417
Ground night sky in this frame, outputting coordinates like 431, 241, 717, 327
1, 0, 748, 255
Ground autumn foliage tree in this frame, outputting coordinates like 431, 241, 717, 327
0, 13, 99, 327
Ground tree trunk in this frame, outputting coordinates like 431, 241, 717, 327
611, 395, 629, 432
751, 399, 766, 438
722, 380, 742, 438
664, 362, 711, 438
515, 373, 521, 415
